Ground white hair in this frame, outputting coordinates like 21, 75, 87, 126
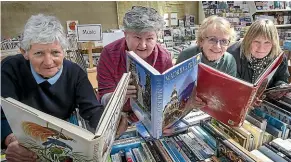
20, 14, 68, 52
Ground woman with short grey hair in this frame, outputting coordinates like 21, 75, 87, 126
20, 14, 68, 52
97, 6, 173, 115
1, 14, 127, 162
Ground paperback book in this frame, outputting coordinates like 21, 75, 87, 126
198, 52, 284, 127
127, 51, 201, 139
1, 73, 131, 162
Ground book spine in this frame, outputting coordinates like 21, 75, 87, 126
211, 119, 247, 149
141, 142, 156, 162
132, 148, 143, 162
264, 143, 291, 162
146, 141, 164, 162
173, 136, 200, 161
159, 138, 179, 161
125, 149, 136, 162
258, 145, 288, 162
153, 140, 173, 162
270, 139, 291, 158
152, 75, 164, 139
217, 138, 256, 162
189, 126, 216, 150
187, 132, 214, 157
164, 137, 187, 162
138, 147, 148, 162
169, 137, 191, 162
178, 134, 205, 161
246, 114, 266, 131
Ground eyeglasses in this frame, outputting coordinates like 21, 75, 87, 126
205, 36, 230, 46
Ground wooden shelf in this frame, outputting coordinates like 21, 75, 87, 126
256, 9, 291, 13
275, 24, 291, 28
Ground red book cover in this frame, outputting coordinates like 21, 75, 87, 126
198, 52, 284, 127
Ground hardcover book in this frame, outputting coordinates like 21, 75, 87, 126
198, 52, 284, 127
1, 73, 131, 162
127, 51, 201, 139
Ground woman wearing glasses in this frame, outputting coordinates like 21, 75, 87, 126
176, 15, 237, 77
227, 19, 289, 88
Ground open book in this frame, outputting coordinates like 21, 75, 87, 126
127, 51, 201, 139
198, 52, 284, 127
1, 73, 130, 162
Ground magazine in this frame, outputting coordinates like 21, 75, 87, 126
1, 73, 130, 162
198, 52, 284, 127
127, 51, 201, 139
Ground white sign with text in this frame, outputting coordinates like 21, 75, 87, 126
76, 24, 102, 42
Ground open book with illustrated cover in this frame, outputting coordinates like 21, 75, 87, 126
198, 52, 284, 127
127, 51, 201, 139
1, 73, 130, 162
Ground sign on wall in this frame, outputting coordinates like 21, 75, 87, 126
66, 20, 79, 35
76, 24, 102, 42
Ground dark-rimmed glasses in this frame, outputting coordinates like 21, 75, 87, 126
205, 36, 230, 46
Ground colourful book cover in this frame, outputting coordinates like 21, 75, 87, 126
198, 52, 284, 127
1, 73, 130, 162
127, 51, 201, 139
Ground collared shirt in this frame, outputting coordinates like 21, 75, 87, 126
30, 62, 63, 85
97, 37, 173, 111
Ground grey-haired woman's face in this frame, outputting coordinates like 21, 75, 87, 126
125, 31, 157, 60
23, 41, 64, 78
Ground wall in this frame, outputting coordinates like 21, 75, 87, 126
1, 1, 118, 38
116, 1, 199, 28
1, 1, 199, 38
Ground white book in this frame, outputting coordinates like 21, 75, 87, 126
251, 150, 274, 162
1, 73, 130, 162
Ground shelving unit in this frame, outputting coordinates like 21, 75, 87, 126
256, 9, 291, 13
276, 24, 291, 28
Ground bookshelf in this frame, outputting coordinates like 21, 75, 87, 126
198, 1, 253, 39
256, 9, 291, 13
276, 24, 291, 28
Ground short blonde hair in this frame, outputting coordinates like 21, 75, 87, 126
241, 19, 281, 61
197, 15, 236, 46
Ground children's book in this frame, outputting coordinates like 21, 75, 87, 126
127, 51, 201, 139
1, 73, 131, 162
198, 52, 284, 127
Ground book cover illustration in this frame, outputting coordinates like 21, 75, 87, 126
1, 73, 131, 162
127, 51, 201, 138
198, 52, 284, 127
20, 121, 87, 161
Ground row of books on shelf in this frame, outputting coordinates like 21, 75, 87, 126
255, 14, 291, 25
255, 1, 291, 10
108, 96, 291, 162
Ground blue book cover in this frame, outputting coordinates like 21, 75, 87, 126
253, 108, 289, 139
127, 51, 201, 139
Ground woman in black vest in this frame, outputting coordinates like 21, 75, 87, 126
227, 19, 290, 104
1, 14, 128, 162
